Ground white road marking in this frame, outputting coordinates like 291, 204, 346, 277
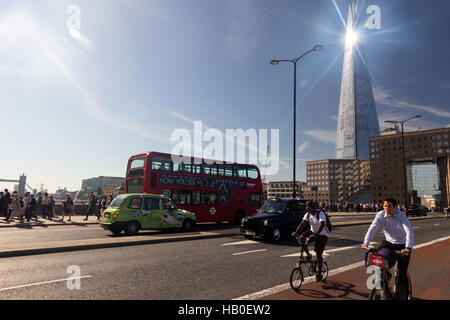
281, 244, 360, 258
0, 276, 93, 292
232, 235, 450, 300
222, 240, 258, 246
413, 226, 420, 229
232, 249, 267, 256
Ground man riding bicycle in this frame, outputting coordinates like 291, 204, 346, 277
361, 198, 414, 300
292, 201, 329, 282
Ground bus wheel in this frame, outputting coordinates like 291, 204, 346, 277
125, 221, 140, 236
234, 211, 246, 225
182, 219, 195, 232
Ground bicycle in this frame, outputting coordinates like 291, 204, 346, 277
365, 247, 412, 300
290, 234, 329, 292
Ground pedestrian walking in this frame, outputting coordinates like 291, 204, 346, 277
0, 192, 6, 218
99, 195, 107, 219
42, 193, 49, 219
61, 194, 73, 222
83, 193, 99, 221
7, 194, 24, 223
48, 195, 55, 220
36, 192, 43, 219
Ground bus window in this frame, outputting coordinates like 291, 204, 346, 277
249, 193, 263, 206
235, 167, 247, 178
192, 165, 202, 174
193, 191, 201, 205
217, 165, 225, 176
224, 165, 233, 177
127, 178, 144, 193
152, 156, 172, 171
130, 158, 145, 169
162, 190, 171, 198
203, 164, 217, 175
248, 168, 259, 179
201, 192, 217, 205
172, 190, 192, 205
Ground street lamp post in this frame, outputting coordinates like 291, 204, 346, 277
385, 115, 422, 209
270, 45, 323, 198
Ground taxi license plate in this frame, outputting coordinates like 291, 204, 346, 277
245, 231, 256, 236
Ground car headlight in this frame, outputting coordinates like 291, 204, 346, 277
264, 219, 268, 226
241, 218, 246, 224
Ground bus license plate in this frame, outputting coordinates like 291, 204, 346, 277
245, 231, 256, 236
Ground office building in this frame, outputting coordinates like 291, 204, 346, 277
369, 127, 450, 207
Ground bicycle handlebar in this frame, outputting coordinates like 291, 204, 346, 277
363, 246, 410, 256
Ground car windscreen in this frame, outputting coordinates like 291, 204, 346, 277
109, 196, 125, 207
258, 201, 287, 214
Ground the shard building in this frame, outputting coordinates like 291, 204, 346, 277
336, 2, 380, 159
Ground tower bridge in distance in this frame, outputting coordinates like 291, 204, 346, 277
0, 174, 36, 197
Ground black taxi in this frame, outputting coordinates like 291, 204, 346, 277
240, 198, 308, 241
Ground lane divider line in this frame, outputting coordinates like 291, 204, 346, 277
222, 240, 258, 246
281, 244, 360, 258
232, 235, 450, 300
232, 249, 267, 256
0, 275, 93, 292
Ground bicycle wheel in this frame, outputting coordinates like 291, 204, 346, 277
290, 267, 304, 291
320, 261, 329, 280
369, 288, 384, 300
407, 273, 413, 300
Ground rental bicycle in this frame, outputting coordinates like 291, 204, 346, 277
365, 247, 412, 300
290, 235, 329, 292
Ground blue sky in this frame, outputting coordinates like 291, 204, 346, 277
1, 0, 449, 193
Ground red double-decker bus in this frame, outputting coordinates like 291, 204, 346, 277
125, 151, 263, 224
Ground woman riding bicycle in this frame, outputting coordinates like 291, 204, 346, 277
292, 201, 329, 282
361, 198, 414, 300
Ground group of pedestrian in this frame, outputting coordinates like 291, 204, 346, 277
320, 202, 384, 213
0, 189, 56, 223
83, 193, 113, 221
1, 189, 117, 224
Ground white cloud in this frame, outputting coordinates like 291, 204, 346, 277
374, 87, 450, 119
298, 141, 310, 153
304, 130, 337, 144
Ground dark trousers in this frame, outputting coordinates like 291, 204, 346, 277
42, 204, 48, 218
47, 206, 53, 219
85, 207, 99, 219
25, 208, 32, 221
378, 240, 411, 299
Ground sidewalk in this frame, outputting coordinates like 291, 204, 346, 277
0, 215, 100, 228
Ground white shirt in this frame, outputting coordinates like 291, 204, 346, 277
303, 211, 329, 237
363, 209, 414, 249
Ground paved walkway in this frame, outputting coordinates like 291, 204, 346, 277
0, 215, 100, 228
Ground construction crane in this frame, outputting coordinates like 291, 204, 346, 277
262, 145, 270, 184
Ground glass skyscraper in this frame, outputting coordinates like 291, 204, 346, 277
336, 2, 380, 159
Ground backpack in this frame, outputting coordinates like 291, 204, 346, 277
308, 210, 332, 233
